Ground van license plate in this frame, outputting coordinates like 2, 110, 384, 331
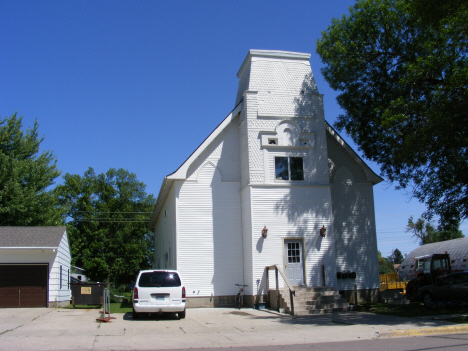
152, 294, 169, 301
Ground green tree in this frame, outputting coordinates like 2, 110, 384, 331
436, 220, 464, 242
0, 113, 63, 225
378, 251, 394, 274
316, 0, 468, 226
56, 168, 156, 288
406, 215, 463, 245
388, 248, 404, 264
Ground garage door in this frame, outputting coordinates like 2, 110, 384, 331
0, 265, 48, 308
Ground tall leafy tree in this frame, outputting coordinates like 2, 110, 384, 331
406, 215, 463, 245
56, 168, 156, 288
316, 0, 468, 226
436, 220, 464, 242
0, 113, 63, 225
388, 248, 404, 264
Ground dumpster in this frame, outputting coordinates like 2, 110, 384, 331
71, 283, 105, 307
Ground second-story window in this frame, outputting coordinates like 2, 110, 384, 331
275, 157, 304, 181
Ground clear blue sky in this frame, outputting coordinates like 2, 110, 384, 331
1, 0, 465, 258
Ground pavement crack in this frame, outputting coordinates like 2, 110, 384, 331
1, 309, 53, 336
30, 309, 53, 323
222, 335, 235, 343
179, 327, 186, 334
0, 327, 20, 336
95, 329, 127, 337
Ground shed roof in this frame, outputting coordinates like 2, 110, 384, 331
398, 237, 468, 280
401, 237, 468, 263
0, 226, 67, 248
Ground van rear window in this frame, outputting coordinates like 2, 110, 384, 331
138, 272, 181, 287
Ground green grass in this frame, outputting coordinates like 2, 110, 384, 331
109, 301, 133, 313
355, 302, 468, 318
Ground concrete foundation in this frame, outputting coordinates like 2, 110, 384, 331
49, 300, 71, 308
186, 289, 378, 308
339, 288, 379, 304
186, 295, 259, 308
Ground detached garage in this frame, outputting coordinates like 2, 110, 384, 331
0, 227, 71, 308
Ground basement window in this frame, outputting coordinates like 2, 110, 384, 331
275, 157, 304, 181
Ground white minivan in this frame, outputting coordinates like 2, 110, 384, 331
132, 270, 186, 320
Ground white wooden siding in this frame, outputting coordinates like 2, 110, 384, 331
249, 186, 337, 295
239, 107, 250, 189
186, 117, 241, 182
241, 187, 253, 294
49, 231, 71, 303
177, 163, 243, 297
331, 165, 380, 291
154, 184, 177, 269
0, 249, 55, 264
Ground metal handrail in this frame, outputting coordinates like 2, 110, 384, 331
265, 265, 295, 315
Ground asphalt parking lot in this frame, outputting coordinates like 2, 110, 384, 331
1, 307, 468, 351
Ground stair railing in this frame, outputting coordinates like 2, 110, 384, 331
265, 264, 295, 315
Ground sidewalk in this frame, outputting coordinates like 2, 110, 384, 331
1, 307, 467, 351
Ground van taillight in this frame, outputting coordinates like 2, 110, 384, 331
182, 286, 186, 298
134, 287, 138, 299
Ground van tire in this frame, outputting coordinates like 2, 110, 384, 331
132, 308, 140, 320
178, 309, 186, 319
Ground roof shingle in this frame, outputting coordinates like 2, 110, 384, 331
0, 226, 67, 248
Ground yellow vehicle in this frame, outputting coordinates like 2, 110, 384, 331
379, 273, 407, 292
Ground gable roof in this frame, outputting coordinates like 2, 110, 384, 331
149, 102, 243, 229
149, 113, 382, 229
0, 226, 67, 249
326, 123, 383, 185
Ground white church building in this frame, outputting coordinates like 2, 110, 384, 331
149, 50, 382, 308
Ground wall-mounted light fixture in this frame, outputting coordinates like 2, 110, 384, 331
320, 225, 327, 237
262, 226, 268, 238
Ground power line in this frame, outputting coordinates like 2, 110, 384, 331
75, 217, 150, 220
71, 219, 150, 222
71, 211, 153, 214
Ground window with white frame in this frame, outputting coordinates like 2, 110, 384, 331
275, 157, 304, 181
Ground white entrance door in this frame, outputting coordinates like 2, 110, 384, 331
284, 240, 304, 286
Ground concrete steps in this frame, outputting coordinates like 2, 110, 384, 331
279, 286, 349, 315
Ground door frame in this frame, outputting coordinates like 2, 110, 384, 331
282, 238, 306, 286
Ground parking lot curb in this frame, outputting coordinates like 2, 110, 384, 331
381, 325, 468, 338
